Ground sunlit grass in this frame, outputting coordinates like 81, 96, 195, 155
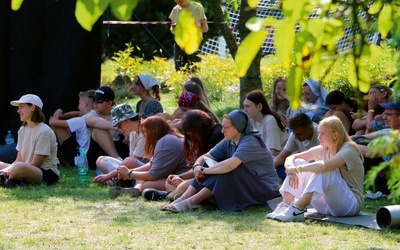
0, 166, 399, 249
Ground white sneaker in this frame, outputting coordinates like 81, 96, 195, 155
274, 205, 305, 222
266, 202, 289, 219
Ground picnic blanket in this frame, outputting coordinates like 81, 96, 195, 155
267, 197, 380, 230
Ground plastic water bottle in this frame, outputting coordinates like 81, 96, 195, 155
5, 130, 14, 145
76, 148, 89, 187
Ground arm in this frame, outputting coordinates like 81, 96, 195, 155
274, 149, 292, 168
284, 149, 316, 169
62, 111, 80, 119
288, 156, 346, 176
49, 116, 70, 128
193, 153, 241, 175
30, 154, 46, 168
199, 19, 208, 33
86, 116, 116, 131
117, 164, 157, 181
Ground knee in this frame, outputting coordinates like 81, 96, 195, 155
122, 158, 138, 169
295, 158, 309, 166
96, 156, 107, 167
9, 162, 29, 176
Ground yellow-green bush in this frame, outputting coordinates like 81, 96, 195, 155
102, 43, 397, 106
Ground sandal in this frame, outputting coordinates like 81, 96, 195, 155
161, 197, 183, 211
165, 199, 201, 213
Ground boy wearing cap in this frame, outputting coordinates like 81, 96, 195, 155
93, 103, 147, 184
355, 99, 400, 194
0, 94, 59, 187
49, 89, 95, 166
85, 86, 130, 169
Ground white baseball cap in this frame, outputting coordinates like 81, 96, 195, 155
11, 94, 43, 109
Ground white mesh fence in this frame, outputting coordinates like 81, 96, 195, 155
201, 0, 375, 57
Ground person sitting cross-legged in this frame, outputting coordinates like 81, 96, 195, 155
109, 116, 188, 198
142, 110, 224, 201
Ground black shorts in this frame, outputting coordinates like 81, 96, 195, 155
59, 133, 79, 166
40, 168, 60, 185
86, 136, 129, 170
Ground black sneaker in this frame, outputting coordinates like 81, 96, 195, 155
143, 188, 170, 201
0, 174, 5, 187
5, 178, 26, 188
108, 187, 141, 199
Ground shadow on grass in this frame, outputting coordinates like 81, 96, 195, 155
0, 166, 110, 202
3, 166, 399, 239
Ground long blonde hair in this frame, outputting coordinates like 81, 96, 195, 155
319, 116, 362, 157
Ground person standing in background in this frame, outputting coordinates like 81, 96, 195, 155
169, 0, 208, 71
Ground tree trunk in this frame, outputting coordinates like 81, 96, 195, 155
206, 0, 237, 58
238, 0, 263, 107
206, 0, 263, 108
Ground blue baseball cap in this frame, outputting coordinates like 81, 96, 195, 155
379, 99, 400, 111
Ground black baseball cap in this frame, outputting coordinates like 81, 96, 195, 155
90, 86, 115, 101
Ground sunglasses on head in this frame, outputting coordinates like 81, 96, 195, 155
93, 98, 110, 104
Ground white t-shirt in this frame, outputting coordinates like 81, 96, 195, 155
129, 131, 145, 159
17, 123, 60, 176
252, 114, 289, 152
284, 123, 319, 153
66, 114, 90, 154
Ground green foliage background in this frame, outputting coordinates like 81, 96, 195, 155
102, 43, 397, 106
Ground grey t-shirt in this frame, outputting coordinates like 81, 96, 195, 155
284, 123, 319, 153
148, 134, 187, 179
209, 134, 279, 187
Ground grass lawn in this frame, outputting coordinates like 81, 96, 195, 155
0, 166, 399, 249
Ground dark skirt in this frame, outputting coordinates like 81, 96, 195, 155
192, 165, 280, 212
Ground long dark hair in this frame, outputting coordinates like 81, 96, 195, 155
182, 110, 214, 165
245, 90, 286, 131
326, 90, 358, 112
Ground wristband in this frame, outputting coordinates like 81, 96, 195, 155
126, 169, 134, 180
192, 163, 201, 170
295, 166, 301, 173
368, 109, 375, 113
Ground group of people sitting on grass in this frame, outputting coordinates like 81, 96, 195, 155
0, 75, 398, 222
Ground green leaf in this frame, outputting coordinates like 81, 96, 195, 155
307, 19, 325, 38
246, 17, 277, 32
235, 30, 268, 77
11, 0, 24, 11
275, 20, 295, 68
347, 59, 358, 88
175, 9, 202, 55
110, 0, 139, 21
287, 66, 304, 110
75, 0, 112, 31
378, 4, 393, 39
368, 0, 383, 15
247, 0, 259, 9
